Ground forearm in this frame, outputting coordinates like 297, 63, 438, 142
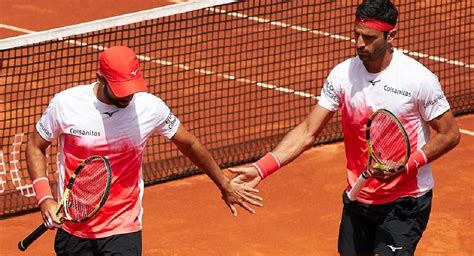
252, 106, 334, 179
422, 110, 461, 163
177, 138, 228, 190
405, 111, 460, 173
272, 106, 335, 166
272, 124, 319, 166
27, 132, 53, 205
421, 130, 460, 163
26, 136, 49, 180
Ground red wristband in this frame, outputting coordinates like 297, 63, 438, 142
405, 150, 428, 174
252, 152, 281, 179
33, 177, 53, 205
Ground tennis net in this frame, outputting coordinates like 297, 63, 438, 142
0, 0, 472, 216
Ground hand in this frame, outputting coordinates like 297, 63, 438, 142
366, 164, 406, 183
39, 198, 62, 229
228, 165, 262, 189
220, 180, 263, 217
220, 166, 263, 216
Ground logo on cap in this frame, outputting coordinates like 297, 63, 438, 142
99, 46, 147, 97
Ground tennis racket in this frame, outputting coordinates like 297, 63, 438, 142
347, 109, 410, 201
18, 155, 112, 251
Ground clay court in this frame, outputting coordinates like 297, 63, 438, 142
0, 1, 473, 255
1, 116, 473, 255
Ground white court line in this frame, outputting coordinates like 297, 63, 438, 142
0, 6, 471, 100
460, 129, 474, 136
0, 24, 36, 34
207, 8, 474, 69
0, 24, 319, 100
0, 0, 239, 50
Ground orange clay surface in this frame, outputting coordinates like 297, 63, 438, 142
1, 115, 473, 255
0, 1, 473, 255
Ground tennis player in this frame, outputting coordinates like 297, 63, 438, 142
230, 0, 460, 255
27, 46, 262, 255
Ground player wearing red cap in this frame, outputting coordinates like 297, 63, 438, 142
27, 46, 262, 255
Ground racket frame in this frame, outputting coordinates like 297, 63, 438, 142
347, 109, 410, 201
18, 155, 111, 251
62, 155, 112, 222
366, 109, 410, 172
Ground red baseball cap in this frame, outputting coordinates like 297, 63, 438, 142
99, 46, 147, 97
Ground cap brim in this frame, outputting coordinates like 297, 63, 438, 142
107, 76, 147, 98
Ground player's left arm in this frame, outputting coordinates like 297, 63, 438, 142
411, 73, 461, 171
422, 109, 460, 162
370, 109, 460, 182
170, 125, 262, 216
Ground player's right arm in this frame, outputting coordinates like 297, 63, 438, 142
272, 105, 335, 166
230, 67, 342, 188
27, 131, 60, 228
27, 95, 64, 228
27, 131, 51, 187
229, 105, 335, 188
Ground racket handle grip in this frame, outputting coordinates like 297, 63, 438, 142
18, 223, 48, 251
347, 172, 369, 201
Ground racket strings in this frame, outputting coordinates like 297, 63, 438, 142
370, 114, 408, 170
67, 160, 108, 220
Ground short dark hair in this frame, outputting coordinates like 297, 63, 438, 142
356, 0, 398, 26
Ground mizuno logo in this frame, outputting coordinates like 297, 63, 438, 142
387, 245, 403, 252
369, 79, 381, 86
131, 69, 139, 76
103, 110, 119, 117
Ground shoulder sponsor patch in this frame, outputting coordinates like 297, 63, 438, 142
423, 94, 445, 109
322, 80, 338, 101
165, 113, 178, 130
38, 121, 52, 138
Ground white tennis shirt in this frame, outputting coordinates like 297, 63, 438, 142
36, 82, 180, 238
318, 49, 450, 204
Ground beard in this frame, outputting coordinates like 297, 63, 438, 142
357, 43, 389, 62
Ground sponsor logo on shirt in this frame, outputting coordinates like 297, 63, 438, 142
38, 121, 52, 138
165, 113, 178, 130
387, 245, 403, 252
322, 80, 338, 101
69, 128, 101, 137
103, 110, 119, 117
368, 79, 381, 86
383, 85, 411, 97
423, 94, 445, 109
